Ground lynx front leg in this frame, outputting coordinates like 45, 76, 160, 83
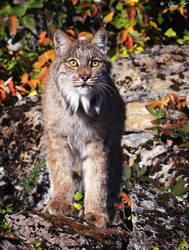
83, 142, 109, 228
44, 133, 75, 217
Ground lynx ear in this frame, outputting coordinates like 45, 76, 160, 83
53, 29, 72, 54
91, 27, 108, 54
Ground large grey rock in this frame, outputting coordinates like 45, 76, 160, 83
128, 184, 189, 249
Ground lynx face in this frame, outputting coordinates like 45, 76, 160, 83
53, 29, 111, 115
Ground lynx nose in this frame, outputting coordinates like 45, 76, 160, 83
81, 74, 90, 82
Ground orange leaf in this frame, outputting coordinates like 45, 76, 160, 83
0, 79, 4, 88
28, 79, 39, 89
33, 50, 55, 68
146, 99, 163, 109
21, 72, 29, 85
16, 85, 28, 94
8, 15, 18, 35
0, 89, 6, 100
121, 192, 132, 207
37, 31, 47, 44
120, 29, 128, 44
42, 37, 50, 45
44, 49, 56, 61
67, 29, 76, 37
8, 81, 16, 96
72, 0, 78, 5
37, 66, 49, 88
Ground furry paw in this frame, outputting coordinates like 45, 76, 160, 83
44, 199, 75, 217
85, 212, 108, 228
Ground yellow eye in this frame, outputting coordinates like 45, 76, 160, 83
69, 59, 78, 67
91, 60, 100, 67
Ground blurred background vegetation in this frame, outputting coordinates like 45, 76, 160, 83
0, 0, 188, 105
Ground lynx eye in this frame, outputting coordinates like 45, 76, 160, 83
91, 60, 100, 67
69, 59, 78, 67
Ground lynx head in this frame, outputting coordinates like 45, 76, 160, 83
53, 28, 112, 115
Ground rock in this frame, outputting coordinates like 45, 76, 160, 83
5, 211, 129, 249
4, 184, 189, 249
125, 102, 155, 131
111, 45, 189, 102
0, 96, 48, 210
121, 132, 154, 148
128, 184, 189, 249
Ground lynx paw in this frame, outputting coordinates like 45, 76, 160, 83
44, 199, 75, 217
85, 212, 108, 228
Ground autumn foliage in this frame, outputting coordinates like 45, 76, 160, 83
146, 93, 189, 146
0, 0, 188, 104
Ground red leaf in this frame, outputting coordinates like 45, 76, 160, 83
80, 2, 89, 8
126, 36, 133, 50
92, 7, 98, 16
117, 202, 124, 209
0, 89, 6, 100
130, 7, 136, 20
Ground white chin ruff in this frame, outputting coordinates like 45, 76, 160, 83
62, 89, 101, 115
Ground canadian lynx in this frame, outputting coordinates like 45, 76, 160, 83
43, 28, 125, 228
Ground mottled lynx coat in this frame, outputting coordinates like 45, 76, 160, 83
43, 28, 125, 228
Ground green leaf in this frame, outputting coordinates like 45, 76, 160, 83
171, 178, 189, 196
116, 2, 123, 11
147, 107, 164, 118
124, 167, 132, 179
183, 35, 189, 41
178, 240, 189, 250
130, 31, 145, 41
177, 38, 184, 45
113, 14, 129, 29
183, 120, 189, 133
155, 117, 168, 125
136, 8, 143, 24
157, 13, 164, 25
0, 5, 12, 16
137, 166, 147, 177
25, 0, 43, 9
164, 28, 176, 38
11, 6, 27, 17
74, 192, 83, 201
21, 16, 34, 29
74, 202, 82, 210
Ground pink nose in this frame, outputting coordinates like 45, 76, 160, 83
81, 75, 90, 82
